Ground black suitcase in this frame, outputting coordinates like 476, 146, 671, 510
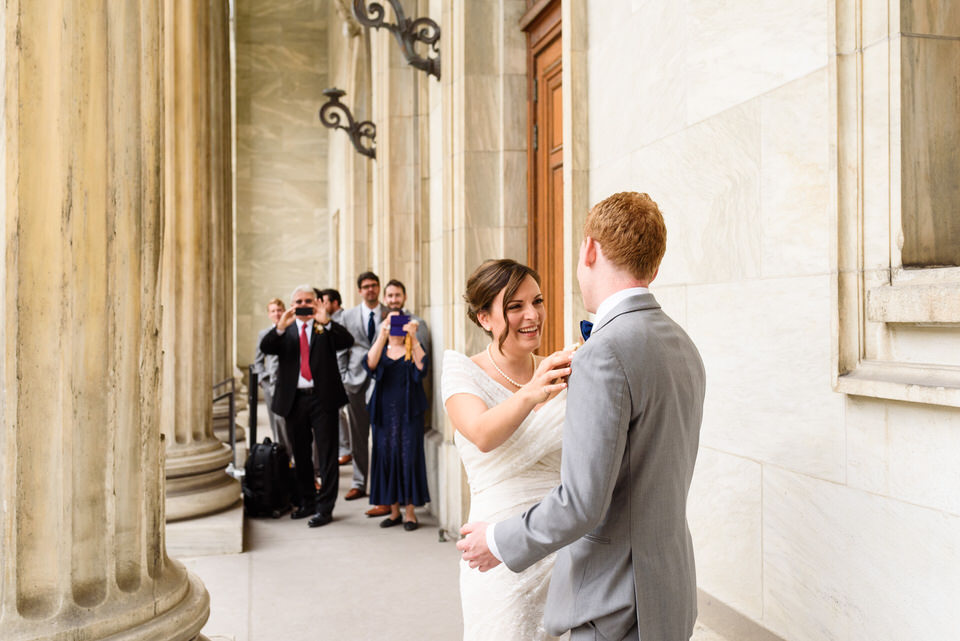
243, 438, 294, 518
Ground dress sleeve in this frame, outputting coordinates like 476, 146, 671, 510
440, 350, 485, 405
406, 359, 429, 419
411, 351, 429, 382
362, 351, 384, 380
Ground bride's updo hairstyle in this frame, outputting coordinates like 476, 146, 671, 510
464, 259, 542, 353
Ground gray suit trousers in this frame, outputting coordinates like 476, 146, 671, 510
344, 384, 371, 491
338, 408, 351, 457
261, 383, 292, 455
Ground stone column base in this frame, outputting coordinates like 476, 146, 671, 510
0, 569, 209, 641
166, 440, 239, 522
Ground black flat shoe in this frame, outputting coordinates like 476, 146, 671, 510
308, 513, 332, 528
290, 507, 312, 520
380, 515, 403, 528
403, 520, 419, 532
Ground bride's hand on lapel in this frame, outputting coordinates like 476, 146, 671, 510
457, 521, 501, 572
521, 349, 574, 405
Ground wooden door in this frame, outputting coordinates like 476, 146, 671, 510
523, 0, 562, 355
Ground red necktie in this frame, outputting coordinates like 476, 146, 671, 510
299, 322, 313, 381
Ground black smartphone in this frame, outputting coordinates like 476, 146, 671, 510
295, 306, 314, 316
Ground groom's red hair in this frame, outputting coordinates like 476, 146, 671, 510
584, 192, 666, 281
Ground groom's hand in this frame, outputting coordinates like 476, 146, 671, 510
457, 522, 502, 572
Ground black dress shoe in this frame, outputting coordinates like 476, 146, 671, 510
308, 513, 333, 528
291, 506, 313, 520
380, 515, 403, 528
403, 520, 419, 532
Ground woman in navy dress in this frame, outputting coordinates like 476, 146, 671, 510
364, 311, 430, 530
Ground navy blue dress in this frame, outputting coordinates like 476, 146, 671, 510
364, 352, 430, 507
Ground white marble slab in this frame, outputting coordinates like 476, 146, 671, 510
686, 274, 845, 482
630, 101, 762, 287
688, 447, 764, 620
686, 0, 828, 123
763, 466, 960, 641
847, 396, 960, 516
759, 70, 831, 278
587, 1, 688, 165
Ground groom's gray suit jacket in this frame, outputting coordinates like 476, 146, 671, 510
495, 292, 705, 641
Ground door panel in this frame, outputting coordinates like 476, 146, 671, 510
525, 0, 562, 355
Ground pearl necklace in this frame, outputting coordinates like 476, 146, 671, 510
486, 344, 534, 388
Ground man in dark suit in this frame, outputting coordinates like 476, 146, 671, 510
260, 285, 354, 527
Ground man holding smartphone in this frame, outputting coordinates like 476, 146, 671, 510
259, 285, 354, 527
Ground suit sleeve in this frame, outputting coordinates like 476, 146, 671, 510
415, 320, 431, 375
326, 320, 355, 351
252, 330, 267, 377
259, 326, 284, 355
494, 338, 631, 572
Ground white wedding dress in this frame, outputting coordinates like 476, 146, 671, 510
442, 350, 569, 641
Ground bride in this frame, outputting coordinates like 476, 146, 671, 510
442, 259, 574, 641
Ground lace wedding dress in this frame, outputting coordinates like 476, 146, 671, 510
442, 350, 569, 641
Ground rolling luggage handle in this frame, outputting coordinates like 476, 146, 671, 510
247, 364, 259, 446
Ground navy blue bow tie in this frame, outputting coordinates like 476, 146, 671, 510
580, 320, 593, 341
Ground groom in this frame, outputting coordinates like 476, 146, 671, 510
458, 192, 706, 641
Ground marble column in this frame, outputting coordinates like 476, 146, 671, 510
207, 0, 246, 447
162, 0, 240, 522
0, 2, 209, 640
370, 7, 421, 297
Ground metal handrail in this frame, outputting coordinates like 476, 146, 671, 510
213, 377, 237, 466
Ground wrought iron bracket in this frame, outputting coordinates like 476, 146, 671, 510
318, 88, 376, 159
353, 0, 441, 80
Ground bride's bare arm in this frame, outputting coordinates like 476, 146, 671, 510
445, 351, 572, 453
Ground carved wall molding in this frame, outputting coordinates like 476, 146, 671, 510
334, 0, 363, 38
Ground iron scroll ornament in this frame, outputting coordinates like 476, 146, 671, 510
319, 88, 376, 159
353, 0, 440, 80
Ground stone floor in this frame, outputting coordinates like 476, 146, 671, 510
180, 406, 732, 641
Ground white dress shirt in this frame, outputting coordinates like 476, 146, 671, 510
293, 318, 314, 389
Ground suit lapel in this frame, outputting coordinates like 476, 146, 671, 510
308, 320, 324, 360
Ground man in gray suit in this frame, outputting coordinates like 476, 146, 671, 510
458, 192, 706, 641
320, 288, 353, 465
252, 297, 293, 454
337, 272, 388, 504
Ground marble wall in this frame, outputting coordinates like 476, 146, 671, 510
235, 0, 331, 367
316, 5, 960, 635
587, 1, 960, 639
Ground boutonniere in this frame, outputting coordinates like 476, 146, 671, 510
314, 324, 324, 335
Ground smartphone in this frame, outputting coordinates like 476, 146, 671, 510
389, 314, 410, 336
295, 306, 314, 316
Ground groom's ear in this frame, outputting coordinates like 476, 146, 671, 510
582, 236, 598, 267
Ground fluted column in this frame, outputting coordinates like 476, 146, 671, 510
210, 0, 233, 389
161, 0, 240, 522
0, 2, 209, 640
208, 0, 246, 446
